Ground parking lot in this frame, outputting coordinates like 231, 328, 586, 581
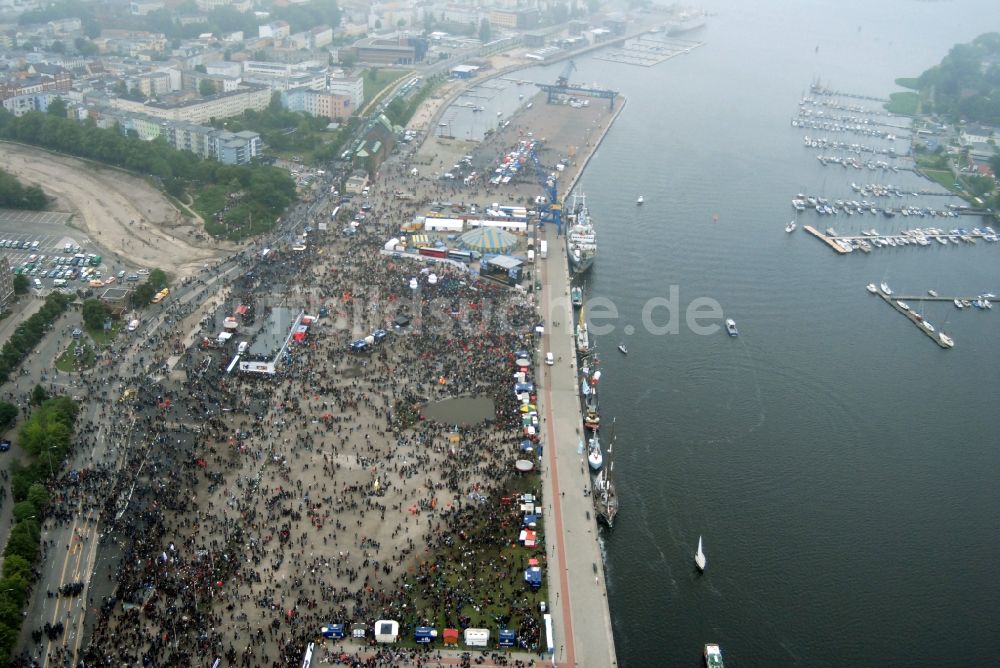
0, 210, 133, 293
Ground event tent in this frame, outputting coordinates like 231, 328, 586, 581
459, 226, 518, 253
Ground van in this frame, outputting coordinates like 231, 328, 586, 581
545, 352, 554, 366
237, 341, 248, 354
127, 319, 139, 332
32, 278, 42, 289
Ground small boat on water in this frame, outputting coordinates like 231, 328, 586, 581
618, 343, 628, 355
954, 299, 964, 309
880, 282, 893, 296
939, 332, 954, 348
725, 319, 738, 336
636, 195, 644, 205
866, 283, 878, 294
928, 289, 938, 297
785, 220, 796, 233
571, 286, 583, 308
695, 536, 706, 572
587, 435, 603, 471
704, 643, 724, 667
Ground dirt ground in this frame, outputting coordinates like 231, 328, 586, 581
0, 143, 237, 279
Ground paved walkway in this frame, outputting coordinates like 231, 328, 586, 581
539, 223, 617, 668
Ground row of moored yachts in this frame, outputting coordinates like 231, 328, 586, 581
794, 195, 969, 219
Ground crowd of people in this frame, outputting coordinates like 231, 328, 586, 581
9, 130, 568, 668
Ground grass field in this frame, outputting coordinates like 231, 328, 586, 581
363, 69, 409, 109
885, 91, 920, 116
55, 338, 96, 372
921, 168, 958, 192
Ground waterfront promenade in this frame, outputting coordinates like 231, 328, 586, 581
539, 223, 618, 667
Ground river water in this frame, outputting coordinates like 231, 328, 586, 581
480, 1, 1000, 665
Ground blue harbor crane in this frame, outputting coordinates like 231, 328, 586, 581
529, 146, 562, 234
536, 58, 618, 110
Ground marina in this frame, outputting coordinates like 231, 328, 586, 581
872, 288, 959, 349
593, 35, 704, 67
801, 223, 998, 255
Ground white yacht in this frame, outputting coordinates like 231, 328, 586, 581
866, 283, 878, 294
636, 195, 644, 205
880, 282, 893, 296
695, 536, 706, 572
785, 220, 796, 233
939, 332, 954, 348
954, 299, 964, 309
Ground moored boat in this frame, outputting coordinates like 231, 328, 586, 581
866, 283, 878, 294
567, 193, 597, 275
939, 332, 954, 348
954, 299, 964, 309
785, 220, 796, 233
587, 435, 603, 471
880, 282, 893, 296
571, 286, 583, 308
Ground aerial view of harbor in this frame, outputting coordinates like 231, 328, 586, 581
0, 0, 996, 666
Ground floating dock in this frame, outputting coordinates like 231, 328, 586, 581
593, 36, 703, 67
874, 291, 952, 348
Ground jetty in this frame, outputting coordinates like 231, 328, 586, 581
803, 225, 849, 254
593, 36, 703, 67
874, 291, 953, 348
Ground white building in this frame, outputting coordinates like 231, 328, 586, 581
328, 76, 364, 108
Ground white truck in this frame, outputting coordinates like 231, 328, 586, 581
539, 240, 548, 259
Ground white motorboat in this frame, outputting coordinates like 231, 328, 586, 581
618, 343, 628, 355
587, 435, 603, 471
866, 283, 878, 294
939, 332, 954, 348
785, 221, 796, 233
695, 536, 706, 572
954, 299, 964, 309
636, 195, 644, 205
725, 319, 738, 336
880, 282, 893, 296
928, 289, 938, 297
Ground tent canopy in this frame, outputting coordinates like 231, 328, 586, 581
460, 226, 518, 253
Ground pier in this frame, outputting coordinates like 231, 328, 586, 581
874, 291, 953, 348
803, 225, 849, 253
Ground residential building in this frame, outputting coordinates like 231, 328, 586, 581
0, 256, 14, 311
130, 0, 165, 15
110, 84, 270, 123
961, 124, 997, 146
197, 0, 251, 11
327, 75, 364, 107
309, 25, 333, 49
258, 20, 290, 40
488, 9, 539, 29
214, 130, 260, 164
136, 71, 172, 97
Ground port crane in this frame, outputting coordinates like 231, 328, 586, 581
529, 146, 562, 234
556, 60, 577, 87
536, 59, 618, 110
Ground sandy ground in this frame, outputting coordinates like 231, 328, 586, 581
0, 143, 237, 280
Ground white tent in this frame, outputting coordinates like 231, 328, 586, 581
463, 628, 490, 647
374, 620, 399, 644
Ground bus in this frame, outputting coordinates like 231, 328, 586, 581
447, 249, 474, 264
418, 247, 448, 259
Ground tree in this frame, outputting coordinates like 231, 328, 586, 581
81, 299, 109, 331
51, 40, 65, 53
1, 555, 31, 582
74, 36, 99, 56
199, 79, 216, 97
26, 483, 48, 512
0, 401, 16, 429
46, 96, 67, 117
479, 18, 492, 43
12, 274, 28, 295
12, 500, 37, 523
30, 384, 48, 406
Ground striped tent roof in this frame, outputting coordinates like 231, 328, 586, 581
460, 226, 518, 253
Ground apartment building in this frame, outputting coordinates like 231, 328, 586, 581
110, 85, 270, 124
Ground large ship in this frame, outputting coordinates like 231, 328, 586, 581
567, 193, 596, 275
665, 8, 706, 35
593, 417, 618, 527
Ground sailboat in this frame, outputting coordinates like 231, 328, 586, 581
636, 195, 644, 205
576, 306, 590, 354
695, 536, 706, 572
593, 417, 619, 527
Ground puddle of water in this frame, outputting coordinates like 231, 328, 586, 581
420, 395, 495, 425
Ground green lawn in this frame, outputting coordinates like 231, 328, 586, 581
885, 91, 920, 116
55, 338, 97, 372
87, 321, 120, 346
922, 168, 958, 191
363, 69, 409, 109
